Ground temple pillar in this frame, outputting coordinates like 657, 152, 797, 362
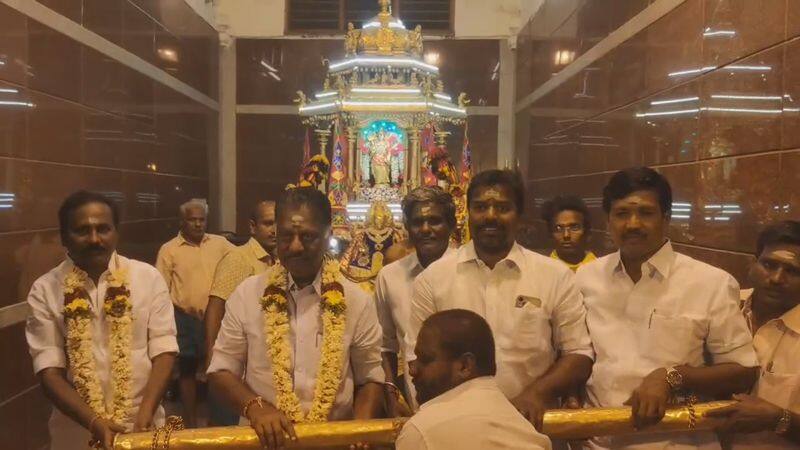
408, 127, 420, 187
315, 128, 331, 157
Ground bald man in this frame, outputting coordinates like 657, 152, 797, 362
397, 309, 552, 450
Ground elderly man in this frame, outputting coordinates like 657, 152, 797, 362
204, 200, 277, 425
707, 220, 800, 448
208, 187, 384, 450
409, 169, 595, 432
156, 200, 233, 427
376, 187, 456, 414
397, 309, 552, 450
26, 191, 177, 450
576, 166, 758, 449
541, 195, 596, 272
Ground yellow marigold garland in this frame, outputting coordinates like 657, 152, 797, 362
260, 259, 346, 423
63, 262, 133, 425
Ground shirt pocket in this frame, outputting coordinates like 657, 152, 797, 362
506, 304, 552, 353
643, 312, 706, 366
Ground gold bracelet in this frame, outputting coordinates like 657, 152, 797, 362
685, 393, 699, 430
242, 396, 264, 419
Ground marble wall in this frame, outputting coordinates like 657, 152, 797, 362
235, 37, 501, 233
0, 1, 218, 448
515, 0, 800, 284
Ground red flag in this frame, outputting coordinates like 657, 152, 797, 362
420, 124, 438, 187
299, 127, 311, 178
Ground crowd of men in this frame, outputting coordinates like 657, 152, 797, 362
24, 165, 800, 450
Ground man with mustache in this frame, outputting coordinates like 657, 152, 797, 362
542, 195, 596, 272
397, 309, 551, 450
208, 187, 384, 449
376, 187, 456, 415
204, 200, 277, 425
575, 166, 758, 449
156, 200, 234, 427
26, 191, 177, 450
707, 220, 800, 448
409, 169, 594, 432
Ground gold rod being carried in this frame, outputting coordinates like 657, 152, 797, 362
115, 401, 733, 449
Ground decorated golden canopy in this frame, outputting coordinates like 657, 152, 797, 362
296, 0, 467, 122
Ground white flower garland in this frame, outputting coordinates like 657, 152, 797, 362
260, 260, 347, 423
63, 262, 133, 424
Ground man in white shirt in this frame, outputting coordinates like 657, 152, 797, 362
397, 308, 551, 450
376, 186, 456, 414
707, 220, 800, 448
575, 166, 758, 449
26, 191, 177, 450
410, 169, 595, 431
208, 187, 384, 450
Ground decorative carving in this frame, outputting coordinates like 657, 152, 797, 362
294, 91, 307, 107
458, 93, 471, 108
408, 25, 423, 56
345, 22, 361, 55
323, 77, 331, 91
422, 76, 435, 97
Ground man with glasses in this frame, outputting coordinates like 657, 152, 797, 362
541, 196, 596, 272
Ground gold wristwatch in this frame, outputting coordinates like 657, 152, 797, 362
776, 408, 792, 436
665, 366, 684, 393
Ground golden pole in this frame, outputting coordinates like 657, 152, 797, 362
407, 127, 420, 188
315, 128, 331, 157
115, 402, 734, 449
347, 126, 357, 186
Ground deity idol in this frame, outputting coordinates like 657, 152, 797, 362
340, 201, 402, 287
368, 131, 392, 186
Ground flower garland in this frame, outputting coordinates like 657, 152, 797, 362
63, 262, 133, 424
260, 259, 346, 423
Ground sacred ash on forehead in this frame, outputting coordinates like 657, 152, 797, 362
771, 249, 800, 261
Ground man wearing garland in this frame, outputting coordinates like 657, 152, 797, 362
26, 191, 178, 450
208, 187, 384, 449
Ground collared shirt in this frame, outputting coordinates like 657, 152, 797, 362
209, 238, 273, 301
396, 376, 552, 450
207, 266, 384, 420
25, 253, 178, 441
576, 241, 758, 449
156, 233, 233, 314
375, 249, 453, 409
550, 249, 597, 272
410, 241, 595, 400
729, 297, 800, 449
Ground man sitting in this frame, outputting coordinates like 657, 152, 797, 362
397, 309, 552, 450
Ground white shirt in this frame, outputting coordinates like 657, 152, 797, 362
409, 241, 595, 400
375, 249, 452, 408
396, 376, 552, 450
25, 253, 178, 450
207, 266, 384, 420
576, 241, 758, 449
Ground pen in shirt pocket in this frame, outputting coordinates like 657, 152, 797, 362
648, 309, 656, 329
